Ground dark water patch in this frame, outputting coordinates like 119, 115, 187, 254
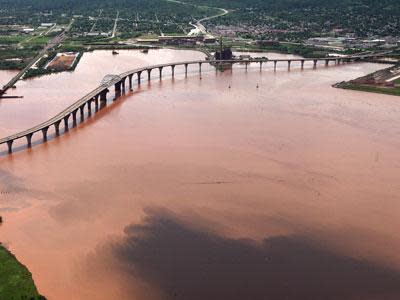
0, 169, 25, 194
112, 210, 400, 300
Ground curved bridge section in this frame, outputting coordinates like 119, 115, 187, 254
0, 53, 387, 154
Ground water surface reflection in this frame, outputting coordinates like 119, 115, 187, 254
102, 209, 400, 300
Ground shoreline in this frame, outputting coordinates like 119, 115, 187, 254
0, 45, 297, 81
0, 244, 45, 299
334, 81, 400, 97
334, 64, 400, 97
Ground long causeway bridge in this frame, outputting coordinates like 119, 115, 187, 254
0, 53, 390, 154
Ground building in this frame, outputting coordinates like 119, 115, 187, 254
21, 28, 34, 34
40, 23, 55, 27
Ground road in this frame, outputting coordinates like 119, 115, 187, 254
111, 11, 119, 38
195, 7, 228, 34
164, 0, 229, 35
0, 19, 74, 97
90, 9, 103, 33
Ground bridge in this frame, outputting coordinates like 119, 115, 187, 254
0, 53, 391, 154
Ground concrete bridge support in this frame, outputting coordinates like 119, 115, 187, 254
54, 120, 61, 136
313, 60, 318, 69
94, 96, 99, 111
79, 105, 85, 122
7, 140, 13, 154
259, 62, 263, 71
114, 82, 122, 99
288, 61, 291, 70
325, 60, 329, 67
64, 114, 70, 131
274, 61, 277, 71
137, 71, 142, 85
147, 69, 152, 82
159, 67, 163, 80
26, 133, 33, 148
185, 64, 188, 77
128, 74, 133, 90
199, 62, 202, 75
100, 89, 108, 103
42, 127, 49, 142
121, 77, 126, 93
171, 65, 175, 78
88, 100, 93, 115
301, 60, 305, 70
72, 109, 78, 126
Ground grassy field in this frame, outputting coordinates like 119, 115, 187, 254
0, 245, 45, 300
337, 82, 400, 97
0, 35, 27, 44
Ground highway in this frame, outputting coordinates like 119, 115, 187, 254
0, 19, 74, 97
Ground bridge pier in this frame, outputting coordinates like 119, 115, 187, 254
72, 109, 78, 126
245, 62, 249, 70
259, 61, 263, 71
100, 89, 108, 103
6, 140, 13, 154
288, 61, 291, 71
137, 71, 142, 85
42, 127, 49, 142
114, 82, 122, 99
26, 133, 33, 148
79, 105, 85, 122
159, 67, 163, 80
325, 59, 329, 67
147, 69, 152, 82
64, 114, 70, 131
185, 64, 188, 77
274, 61, 277, 71
313, 60, 318, 69
54, 120, 61, 136
128, 74, 133, 90
199, 62, 202, 75
301, 60, 305, 70
94, 95, 99, 111
121, 77, 126, 93
87, 100, 92, 115
171, 65, 175, 78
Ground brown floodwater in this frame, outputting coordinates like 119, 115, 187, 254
1, 49, 400, 300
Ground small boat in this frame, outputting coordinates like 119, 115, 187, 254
141, 49, 149, 54
112, 50, 119, 55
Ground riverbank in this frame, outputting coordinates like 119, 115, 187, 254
23, 51, 84, 79
0, 39, 354, 82
334, 64, 400, 96
334, 81, 400, 96
0, 245, 45, 299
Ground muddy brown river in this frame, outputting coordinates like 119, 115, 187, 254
1, 49, 400, 300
